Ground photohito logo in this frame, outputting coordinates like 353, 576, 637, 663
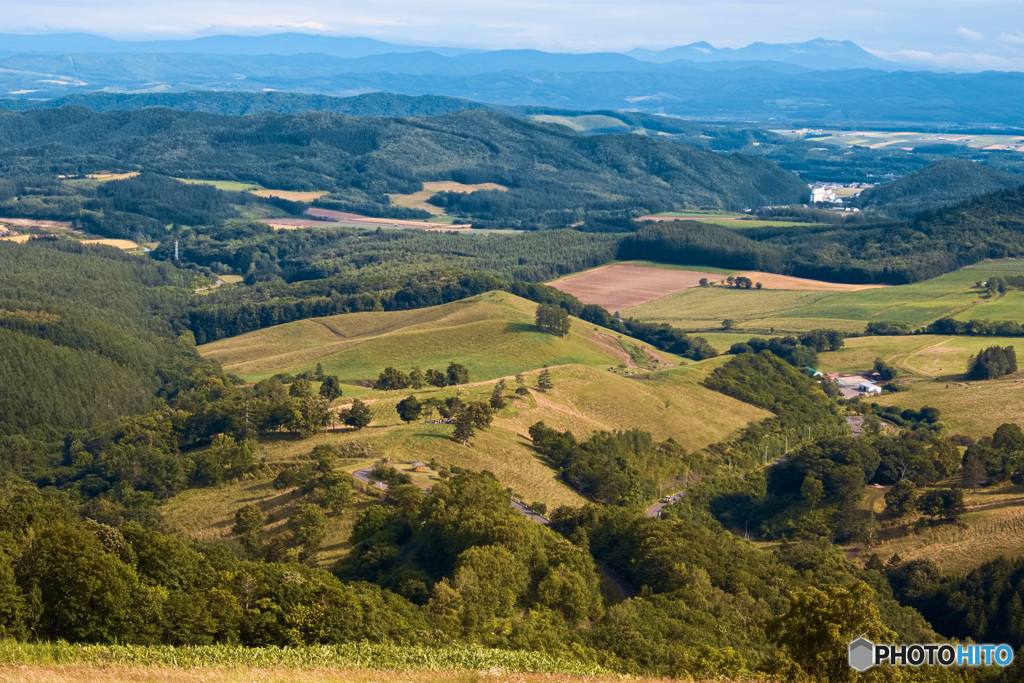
848, 638, 1014, 671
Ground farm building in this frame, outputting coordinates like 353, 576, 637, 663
858, 382, 883, 395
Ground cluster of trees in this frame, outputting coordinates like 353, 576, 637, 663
529, 423, 688, 506
962, 423, 1024, 487
923, 317, 1024, 338
376, 363, 469, 391
967, 345, 1018, 380
535, 303, 570, 337
0, 106, 808, 238
726, 329, 845, 369
885, 552, 1024, 652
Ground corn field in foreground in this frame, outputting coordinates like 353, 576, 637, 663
0, 641, 609, 675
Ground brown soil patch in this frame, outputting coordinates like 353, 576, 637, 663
305, 209, 468, 230
548, 264, 722, 311
734, 272, 888, 292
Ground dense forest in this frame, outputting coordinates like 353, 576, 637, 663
0, 106, 809, 232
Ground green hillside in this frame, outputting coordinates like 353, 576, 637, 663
200, 291, 683, 385
854, 158, 1024, 216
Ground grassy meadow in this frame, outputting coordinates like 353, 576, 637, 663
199, 291, 684, 386
849, 483, 1024, 575
625, 259, 1024, 334
166, 359, 769, 567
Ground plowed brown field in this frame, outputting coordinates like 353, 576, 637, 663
549, 264, 723, 311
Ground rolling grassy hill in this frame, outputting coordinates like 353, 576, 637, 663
187, 293, 770, 565
200, 291, 684, 386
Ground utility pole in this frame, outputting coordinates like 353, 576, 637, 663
174, 240, 179, 261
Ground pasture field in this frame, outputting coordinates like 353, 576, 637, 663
198, 291, 684, 385
818, 334, 1023, 435
529, 113, 632, 132
0, 234, 31, 243
175, 178, 261, 191
547, 263, 724, 311
850, 484, 1024, 574
954, 290, 1024, 322
250, 189, 329, 202
388, 181, 508, 216
816, 334, 1021, 378
627, 260, 1024, 334
625, 288, 835, 327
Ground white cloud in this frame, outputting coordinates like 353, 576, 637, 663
956, 26, 985, 41
997, 31, 1024, 44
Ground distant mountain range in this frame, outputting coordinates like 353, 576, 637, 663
628, 38, 892, 70
0, 33, 896, 71
1, 33, 1023, 126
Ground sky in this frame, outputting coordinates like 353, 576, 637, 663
3, 0, 1024, 70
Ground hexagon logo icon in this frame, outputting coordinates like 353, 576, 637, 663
849, 637, 875, 672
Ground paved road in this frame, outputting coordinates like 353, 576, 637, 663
847, 416, 866, 436
646, 491, 687, 518
354, 467, 550, 523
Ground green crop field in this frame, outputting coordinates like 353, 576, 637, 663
626, 260, 1024, 334
199, 291, 685, 385
625, 288, 835, 326
954, 290, 1024, 322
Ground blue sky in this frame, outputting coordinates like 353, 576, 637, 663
4, 0, 1024, 70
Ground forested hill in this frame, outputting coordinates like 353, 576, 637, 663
0, 106, 809, 224
854, 159, 1024, 217
623, 183, 1024, 284
0, 92, 492, 118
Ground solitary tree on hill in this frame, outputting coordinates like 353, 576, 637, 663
342, 399, 372, 430
446, 362, 469, 386
489, 380, 507, 410
232, 504, 265, 558
537, 367, 554, 392
396, 395, 423, 423
536, 303, 570, 337
319, 375, 343, 401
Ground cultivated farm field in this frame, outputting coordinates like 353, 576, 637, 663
548, 263, 724, 311
625, 259, 1024, 334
